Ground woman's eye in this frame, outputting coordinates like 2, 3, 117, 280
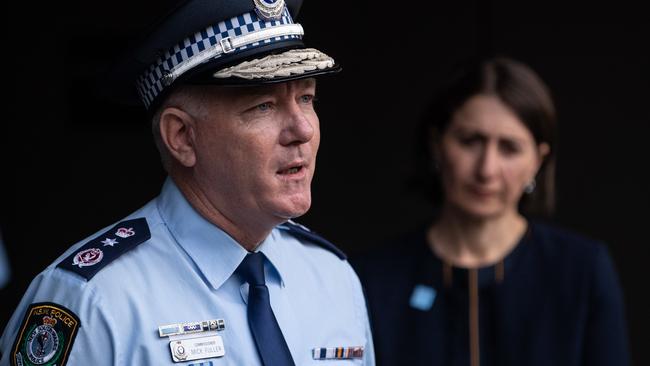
458, 136, 481, 146
499, 141, 521, 155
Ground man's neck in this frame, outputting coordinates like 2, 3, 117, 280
171, 172, 274, 252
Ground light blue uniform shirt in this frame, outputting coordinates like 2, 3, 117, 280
0, 178, 375, 365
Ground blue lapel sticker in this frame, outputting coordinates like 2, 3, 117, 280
409, 284, 437, 311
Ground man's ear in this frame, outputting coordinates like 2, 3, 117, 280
159, 107, 197, 168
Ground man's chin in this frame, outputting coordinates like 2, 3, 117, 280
271, 197, 312, 220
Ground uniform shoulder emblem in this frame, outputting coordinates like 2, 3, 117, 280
11, 302, 80, 366
56, 217, 151, 280
278, 220, 346, 260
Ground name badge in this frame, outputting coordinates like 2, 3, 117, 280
170, 335, 225, 363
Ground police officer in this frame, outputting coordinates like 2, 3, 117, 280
0, 1, 375, 365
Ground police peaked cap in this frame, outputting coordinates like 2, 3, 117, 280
105, 0, 340, 111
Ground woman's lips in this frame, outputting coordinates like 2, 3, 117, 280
468, 186, 499, 198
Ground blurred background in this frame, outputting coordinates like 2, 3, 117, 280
1, 1, 648, 364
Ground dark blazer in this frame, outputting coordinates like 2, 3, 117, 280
353, 222, 630, 366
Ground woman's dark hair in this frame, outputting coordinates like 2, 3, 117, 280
414, 56, 557, 217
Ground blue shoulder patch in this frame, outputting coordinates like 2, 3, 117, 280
278, 220, 346, 260
57, 218, 151, 280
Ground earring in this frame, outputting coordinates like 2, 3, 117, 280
524, 179, 536, 194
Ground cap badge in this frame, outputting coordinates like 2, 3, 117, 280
253, 0, 285, 21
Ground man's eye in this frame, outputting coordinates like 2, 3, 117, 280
300, 95, 314, 104
257, 102, 272, 111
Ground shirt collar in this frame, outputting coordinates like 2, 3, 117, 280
156, 177, 287, 290
258, 229, 289, 287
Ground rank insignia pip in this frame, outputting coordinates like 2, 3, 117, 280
11, 302, 80, 366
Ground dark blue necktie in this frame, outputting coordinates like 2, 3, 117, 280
238, 252, 296, 366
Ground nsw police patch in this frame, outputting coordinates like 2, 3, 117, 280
11, 303, 80, 366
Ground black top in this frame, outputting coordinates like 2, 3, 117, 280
352, 222, 630, 366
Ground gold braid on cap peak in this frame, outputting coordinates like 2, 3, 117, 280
213, 48, 335, 80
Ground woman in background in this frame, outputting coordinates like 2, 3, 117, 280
354, 57, 630, 366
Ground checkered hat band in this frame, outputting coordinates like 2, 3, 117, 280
136, 7, 300, 108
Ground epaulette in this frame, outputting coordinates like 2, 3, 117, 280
57, 218, 151, 280
278, 220, 346, 260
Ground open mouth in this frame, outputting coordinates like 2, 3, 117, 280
278, 165, 304, 175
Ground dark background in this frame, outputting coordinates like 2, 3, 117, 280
1, 1, 648, 364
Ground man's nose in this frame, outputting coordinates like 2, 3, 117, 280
279, 102, 316, 146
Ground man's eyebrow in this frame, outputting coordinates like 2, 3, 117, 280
209, 85, 274, 103
297, 78, 317, 89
